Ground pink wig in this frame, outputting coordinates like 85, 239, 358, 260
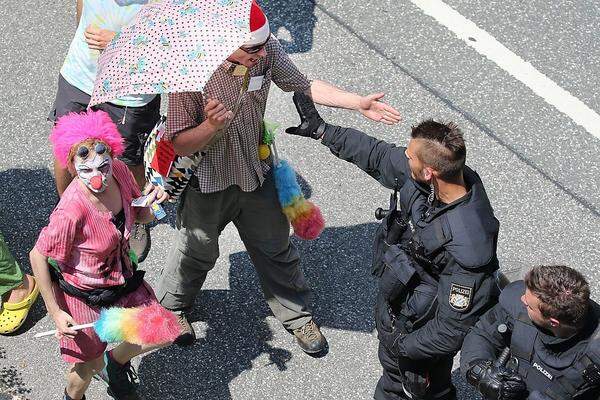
50, 110, 124, 167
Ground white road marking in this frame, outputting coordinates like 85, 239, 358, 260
410, 0, 600, 140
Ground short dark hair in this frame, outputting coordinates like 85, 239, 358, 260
410, 119, 466, 180
524, 265, 590, 327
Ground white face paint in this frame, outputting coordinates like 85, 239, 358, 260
73, 142, 113, 193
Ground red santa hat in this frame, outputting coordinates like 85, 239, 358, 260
245, 0, 270, 46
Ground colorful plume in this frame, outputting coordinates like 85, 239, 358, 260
273, 160, 325, 240
94, 304, 181, 345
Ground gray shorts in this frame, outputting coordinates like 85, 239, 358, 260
48, 74, 161, 166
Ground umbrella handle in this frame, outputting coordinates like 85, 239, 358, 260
34, 322, 95, 338
210, 70, 251, 144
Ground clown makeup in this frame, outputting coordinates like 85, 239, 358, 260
74, 142, 113, 193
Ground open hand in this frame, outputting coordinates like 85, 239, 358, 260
84, 26, 116, 50
359, 93, 401, 125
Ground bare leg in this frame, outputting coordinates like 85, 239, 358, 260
127, 164, 146, 191
4, 274, 35, 303
65, 356, 104, 400
54, 159, 73, 197
127, 163, 151, 263
110, 342, 168, 366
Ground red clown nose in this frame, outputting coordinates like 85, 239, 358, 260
90, 175, 103, 190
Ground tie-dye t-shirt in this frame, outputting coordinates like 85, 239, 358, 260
60, 0, 158, 107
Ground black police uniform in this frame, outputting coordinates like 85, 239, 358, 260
461, 281, 600, 400
320, 125, 500, 399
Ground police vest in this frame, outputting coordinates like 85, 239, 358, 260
509, 311, 600, 399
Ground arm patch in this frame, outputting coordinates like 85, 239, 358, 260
449, 283, 473, 311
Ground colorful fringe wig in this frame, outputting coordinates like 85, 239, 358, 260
94, 304, 181, 345
273, 159, 325, 240
50, 110, 124, 167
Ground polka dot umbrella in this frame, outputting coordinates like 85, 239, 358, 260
89, 0, 252, 106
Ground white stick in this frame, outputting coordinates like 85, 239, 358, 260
34, 322, 95, 338
271, 142, 280, 167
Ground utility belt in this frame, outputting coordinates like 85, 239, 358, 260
48, 257, 145, 308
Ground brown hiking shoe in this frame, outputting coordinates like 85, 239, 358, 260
293, 320, 327, 354
174, 312, 196, 347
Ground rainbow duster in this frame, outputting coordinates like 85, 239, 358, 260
273, 159, 325, 240
94, 304, 181, 345
262, 119, 325, 240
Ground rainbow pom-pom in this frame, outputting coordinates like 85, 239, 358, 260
273, 160, 325, 240
94, 304, 181, 345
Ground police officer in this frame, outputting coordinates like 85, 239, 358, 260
286, 93, 500, 399
461, 265, 600, 400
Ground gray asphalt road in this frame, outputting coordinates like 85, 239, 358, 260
1, 1, 598, 399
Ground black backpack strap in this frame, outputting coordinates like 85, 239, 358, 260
510, 313, 537, 362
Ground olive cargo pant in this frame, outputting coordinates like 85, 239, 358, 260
156, 174, 313, 330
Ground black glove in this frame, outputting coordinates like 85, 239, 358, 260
467, 360, 528, 400
285, 92, 326, 139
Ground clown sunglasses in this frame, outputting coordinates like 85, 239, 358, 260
76, 142, 108, 159
240, 38, 269, 54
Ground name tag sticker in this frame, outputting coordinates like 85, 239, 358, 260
248, 75, 264, 92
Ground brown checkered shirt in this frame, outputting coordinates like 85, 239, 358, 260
165, 36, 311, 193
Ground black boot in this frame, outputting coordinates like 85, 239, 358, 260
96, 351, 142, 400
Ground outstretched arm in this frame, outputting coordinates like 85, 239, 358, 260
268, 36, 400, 125
286, 92, 410, 189
307, 80, 401, 125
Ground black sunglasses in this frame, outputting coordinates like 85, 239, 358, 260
76, 142, 107, 159
240, 39, 268, 54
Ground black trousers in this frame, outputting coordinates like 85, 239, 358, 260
374, 342, 457, 400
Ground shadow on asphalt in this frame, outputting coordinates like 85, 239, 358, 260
138, 222, 378, 399
262, 0, 317, 54
0, 360, 32, 400
0, 168, 55, 332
